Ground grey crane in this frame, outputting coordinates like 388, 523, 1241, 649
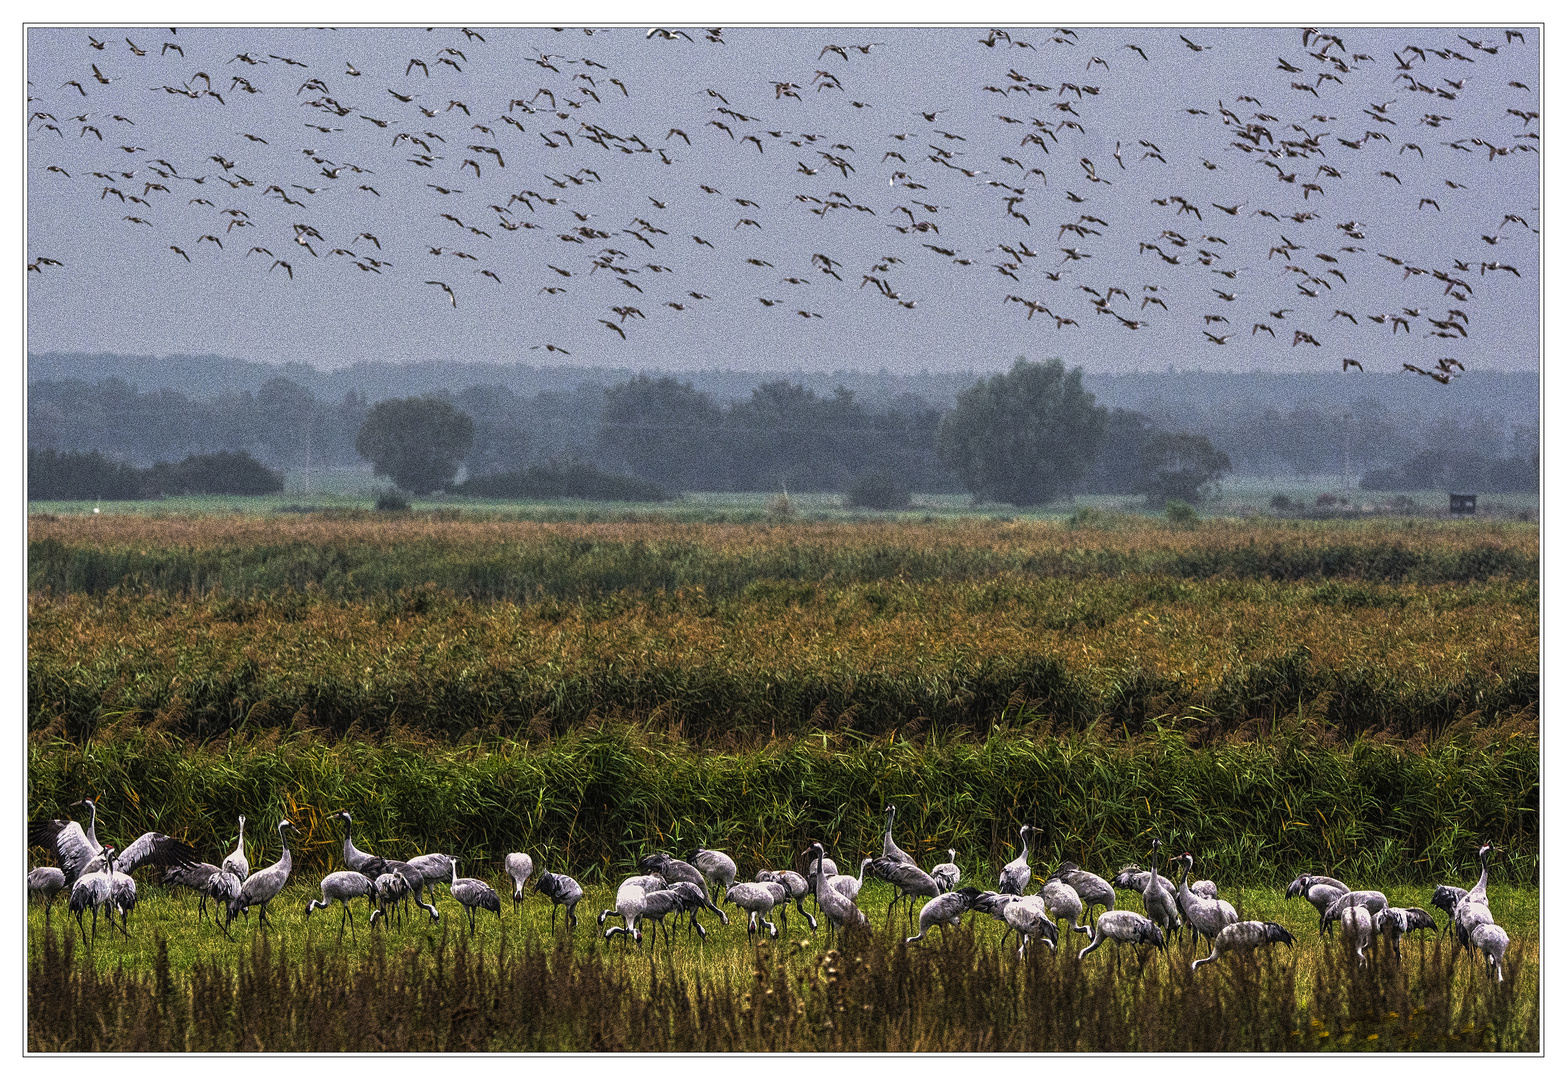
662, 880, 726, 939
806, 843, 868, 937
370, 870, 413, 927
406, 853, 455, 896
998, 825, 1036, 895
638, 852, 707, 889
306, 870, 376, 940
689, 847, 738, 902
906, 886, 982, 944
68, 845, 124, 943
1047, 862, 1117, 920
1176, 852, 1237, 950
1112, 864, 1175, 896
1374, 906, 1438, 959
880, 804, 916, 866
1285, 872, 1350, 897
600, 875, 663, 930
1339, 904, 1377, 965
1286, 874, 1349, 932
1320, 890, 1388, 935
727, 881, 785, 939
800, 850, 839, 880
1454, 842, 1497, 948
754, 869, 808, 929
931, 849, 960, 893
30, 797, 197, 889
223, 819, 300, 938
1141, 840, 1182, 938
829, 857, 874, 901
330, 811, 439, 922
871, 855, 940, 931
222, 815, 249, 880
1469, 922, 1510, 982
1001, 894, 1061, 957
447, 860, 501, 933
968, 890, 1023, 926
1430, 884, 1469, 939
1077, 909, 1167, 964
162, 862, 225, 920
533, 867, 584, 929
29, 866, 66, 910
503, 852, 535, 908
1191, 920, 1295, 970
1036, 879, 1087, 937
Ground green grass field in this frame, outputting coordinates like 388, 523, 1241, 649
27, 507, 1536, 1051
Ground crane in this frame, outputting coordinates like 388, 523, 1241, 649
1320, 890, 1388, 935
1077, 909, 1167, 966
870, 856, 939, 931
406, 853, 455, 896
306, 870, 376, 940
1001, 894, 1060, 957
162, 862, 226, 921
638, 852, 706, 889
725, 881, 784, 939
1112, 863, 1175, 897
1141, 840, 1182, 938
447, 860, 501, 933
806, 842, 867, 938
533, 867, 584, 930
1430, 884, 1469, 938
221, 815, 249, 880
1469, 922, 1510, 982
1339, 904, 1376, 965
905, 887, 982, 944
370, 870, 414, 927
330, 811, 439, 922
30, 797, 197, 889
1036, 879, 1087, 938
1190, 921, 1295, 970
754, 869, 809, 929
29, 867, 67, 911
68, 844, 123, 944
880, 804, 916, 866
998, 825, 1036, 895
602, 876, 654, 945
504, 852, 535, 908
1286, 873, 1349, 932
828, 857, 874, 901
1176, 852, 1237, 951
931, 849, 960, 893
689, 847, 737, 902
1454, 841, 1497, 948
1046, 862, 1116, 921
222, 820, 300, 938
1374, 906, 1437, 959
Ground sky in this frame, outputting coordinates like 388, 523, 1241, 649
24, 22, 1540, 377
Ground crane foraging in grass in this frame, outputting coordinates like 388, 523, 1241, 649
905, 886, 983, 944
807, 842, 868, 938
754, 869, 811, 930
1078, 909, 1167, 966
533, 867, 584, 930
1375, 906, 1438, 958
1190, 920, 1295, 970
689, 848, 738, 902
931, 849, 960, 892
306, 870, 376, 940
1047, 862, 1117, 922
504, 852, 534, 908
330, 811, 439, 922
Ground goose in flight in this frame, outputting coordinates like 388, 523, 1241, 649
425, 280, 456, 306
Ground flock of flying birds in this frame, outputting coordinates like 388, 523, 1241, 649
27, 25, 1538, 380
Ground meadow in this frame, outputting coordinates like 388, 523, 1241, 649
26, 508, 1538, 1051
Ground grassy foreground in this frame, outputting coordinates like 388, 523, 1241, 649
28, 878, 1537, 1052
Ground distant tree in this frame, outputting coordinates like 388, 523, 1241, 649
1079, 408, 1157, 494
355, 396, 474, 495
150, 451, 284, 495
844, 468, 911, 510
935, 358, 1107, 506
598, 376, 724, 491
1140, 431, 1231, 505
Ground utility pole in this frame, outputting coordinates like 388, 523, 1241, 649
1342, 411, 1352, 495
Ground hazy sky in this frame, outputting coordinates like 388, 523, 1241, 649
25, 23, 1539, 376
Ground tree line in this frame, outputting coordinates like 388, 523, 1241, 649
29, 361, 1535, 504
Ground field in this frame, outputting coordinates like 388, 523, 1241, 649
26, 508, 1538, 1051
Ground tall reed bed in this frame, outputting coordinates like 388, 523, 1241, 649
29, 515, 1537, 600
27, 720, 1537, 883
28, 574, 1536, 743
27, 919, 1537, 1052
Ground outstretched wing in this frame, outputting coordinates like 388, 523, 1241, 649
29, 818, 98, 887
116, 831, 199, 875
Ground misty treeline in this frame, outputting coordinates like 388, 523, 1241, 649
28, 366, 1537, 498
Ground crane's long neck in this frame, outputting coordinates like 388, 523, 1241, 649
84, 801, 100, 851
451, 861, 460, 887
858, 858, 872, 885
884, 807, 895, 845
1019, 828, 1030, 862
1148, 846, 1160, 880
1178, 857, 1193, 902
1475, 848, 1490, 893
277, 825, 292, 875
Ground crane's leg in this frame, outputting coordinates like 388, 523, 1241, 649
550, 905, 559, 931
568, 902, 579, 929
74, 907, 87, 946
690, 913, 707, 940
776, 903, 788, 934
796, 895, 817, 931
764, 915, 778, 939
